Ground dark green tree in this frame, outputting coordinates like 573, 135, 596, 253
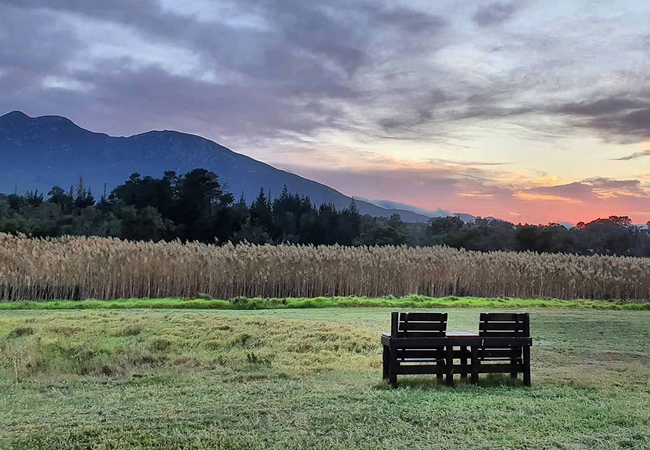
250, 188, 273, 231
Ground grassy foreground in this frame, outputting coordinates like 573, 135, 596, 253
1, 295, 649, 311
1, 308, 649, 449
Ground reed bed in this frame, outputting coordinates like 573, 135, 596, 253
0, 233, 648, 301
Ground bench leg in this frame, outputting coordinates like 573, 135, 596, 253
437, 357, 444, 382
523, 345, 531, 387
510, 347, 519, 379
389, 345, 398, 388
382, 345, 389, 380
446, 345, 454, 387
461, 347, 468, 379
471, 346, 479, 386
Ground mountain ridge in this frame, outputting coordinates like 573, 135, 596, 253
0, 111, 433, 222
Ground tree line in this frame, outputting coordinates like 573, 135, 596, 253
425, 215, 650, 257
0, 168, 648, 256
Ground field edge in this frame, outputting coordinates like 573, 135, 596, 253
0, 295, 648, 311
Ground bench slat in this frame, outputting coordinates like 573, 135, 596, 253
390, 337, 532, 347
397, 331, 448, 337
480, 322, 526, 331
479, 331, 525, 337
399, 322, 447, 331
401, 312, 447, 322
476, 363, 524, 373
480, 313, 524, 322
397, 365, 444, 375
397, 350, 444, 358
477, 349, 519, 358
398, 358, 443, 363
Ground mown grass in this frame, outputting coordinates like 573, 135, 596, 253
1, 294, 649, 311
1, 308, 649, 449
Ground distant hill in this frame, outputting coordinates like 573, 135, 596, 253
367, 199, 477, 223
0, 111, 432, 222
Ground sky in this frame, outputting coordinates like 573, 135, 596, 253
1, 0, 649, 224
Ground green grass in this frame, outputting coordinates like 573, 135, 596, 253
1, 308, 649, 449
1, 294, 649, 311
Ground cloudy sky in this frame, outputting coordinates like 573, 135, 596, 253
1, 0, 649, 224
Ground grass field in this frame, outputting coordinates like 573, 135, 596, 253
1, 306, 649, 449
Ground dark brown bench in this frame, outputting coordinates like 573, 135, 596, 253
382, 312, 448, 388
472, 312, 531, 386
381, 311, 532, 388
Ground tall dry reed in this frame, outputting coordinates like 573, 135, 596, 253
0, 233, 648, 301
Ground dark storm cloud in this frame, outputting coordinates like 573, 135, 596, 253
553, 97, 650, 142
1, 0, 650, 150
79, 64, 349, 141
586, 108, 650, 141
377, 88, 450, 131
2, 0, 445, 84
472, 2, 521, 27
369, 6, 447, 34
0, 0, 450, 144
374, 85, 536, 141
0, 4, 81, 87
557, 98, 650, 116
611, 150, 650, 161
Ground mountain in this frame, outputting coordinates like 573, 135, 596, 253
0, 111, 431, 222
366, 199, 477, 223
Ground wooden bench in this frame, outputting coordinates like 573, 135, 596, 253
381, 311, 532, 388
382, 312, 448, 388
472, 312, 531, 386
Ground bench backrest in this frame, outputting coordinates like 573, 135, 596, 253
391, 312, 448, 338
479, 313, 530, 337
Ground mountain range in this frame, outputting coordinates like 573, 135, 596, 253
0, 111, 470, 222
